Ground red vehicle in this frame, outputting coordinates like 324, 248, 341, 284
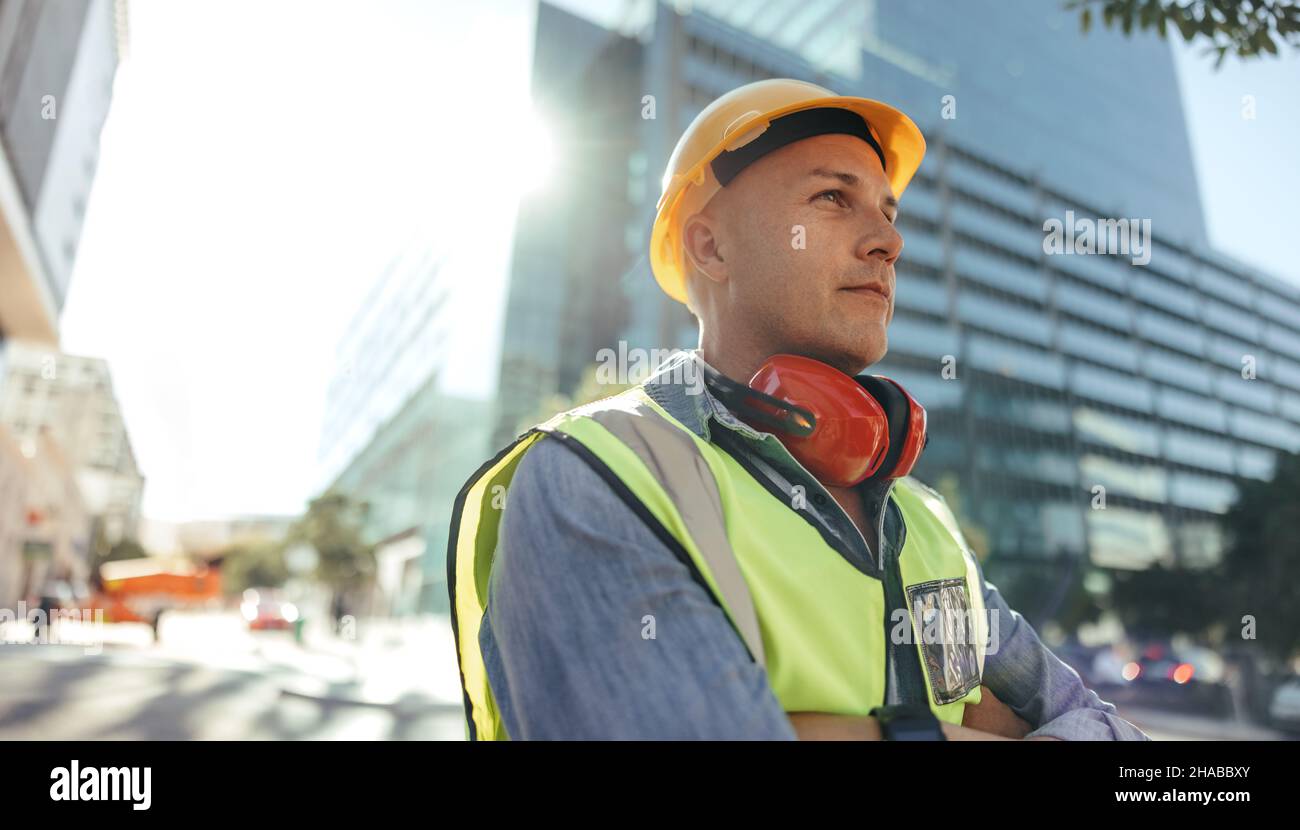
240, 588, 300, 631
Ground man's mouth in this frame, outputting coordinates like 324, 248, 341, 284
841, 284, 890, 301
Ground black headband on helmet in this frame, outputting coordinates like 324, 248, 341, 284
710, 106, 887, 187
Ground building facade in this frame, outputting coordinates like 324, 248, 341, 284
493, 1, 1300, 593
318, 240, 494, 615
0, 340, 144, 545
0, 0, 124, 345
0, 0, 125, 608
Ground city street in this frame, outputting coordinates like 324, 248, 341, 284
0, 612, 467, 740
1, 610, 1289, 741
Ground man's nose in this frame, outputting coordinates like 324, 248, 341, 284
855, 215, 903, 266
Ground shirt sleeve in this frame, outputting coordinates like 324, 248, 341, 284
480, 434, 798, 740
972, 556, 1151, 741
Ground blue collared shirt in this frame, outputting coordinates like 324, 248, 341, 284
479, 350, 1150, 740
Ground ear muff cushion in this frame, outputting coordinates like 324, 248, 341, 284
856, 375, 909, 479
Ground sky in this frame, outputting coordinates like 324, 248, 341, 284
59, 0, 1300, 524
60, 0, 538, 521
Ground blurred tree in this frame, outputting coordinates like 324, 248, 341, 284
1067, 0, 1300, 67
286, 492, 375, 609
1110, 451, 1300, 663
1210, 450, 1300, 662
218, 540, 289, 595
1109, 561, 1220, 640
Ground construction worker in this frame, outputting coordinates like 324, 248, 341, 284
448, 79, 1150, 741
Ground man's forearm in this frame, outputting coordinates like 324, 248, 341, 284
787, 711, 1064, 741
788, 711, 1019, 740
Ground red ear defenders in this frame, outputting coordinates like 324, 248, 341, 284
700, 354, 928, 488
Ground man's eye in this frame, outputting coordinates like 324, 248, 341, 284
814, 189, 847, 207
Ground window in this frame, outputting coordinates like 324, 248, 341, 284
1168, 472, 1237, 514
1215, 373, 1277, 414
977, 393, 1071, 433
1206, 333, 1256, 371
955, 242, 1047, 302
1132, 273, 1198, 320
1258, 294, 1300, 329
1265, 324, 1300, 360
1137, 309, 1203, 357
1237, 445, 1276, 480
902, 231, 944, 271
1155, 387, 1226, 431
1202, 299, 1260, 341
975, 445, 1077, 486
1056, 281, 1130, 330
1163, 427, 1235, 474
1070, 363, 1152, 413
1060, 322, 1139, 373
1194, 266, 1251, 306
1229, 409, 1300, 452
1072, 407, 1161, 456
1273, 357, 1300, 392
1143, 348, 1211, 394
1087, 508, 1172, 570
957, 292, 1052, 346
886, 314, 960, 359
968, 333, 1065, 389
894, 276, 948, 316
1079, 454, 1166, 501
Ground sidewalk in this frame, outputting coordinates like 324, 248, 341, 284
271, 614, 466, 718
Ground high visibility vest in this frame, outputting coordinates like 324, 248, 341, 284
448, 386, 989, 740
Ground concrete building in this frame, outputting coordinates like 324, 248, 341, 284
0, 0, 127, 609
0, 0, 125, 345
138, 515, 294, 560
0, 340, 144, 547
0, 424, 90, 609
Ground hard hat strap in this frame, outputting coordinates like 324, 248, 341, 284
710, 107, 887, 188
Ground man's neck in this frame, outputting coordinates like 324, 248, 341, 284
699, 336, 767, 385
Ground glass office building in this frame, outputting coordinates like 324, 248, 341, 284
496, 0, 1300, 585
319, 241, 494, 614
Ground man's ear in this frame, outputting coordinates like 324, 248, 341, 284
681, 212, 727, 284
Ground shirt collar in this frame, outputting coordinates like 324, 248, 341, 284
643, 348, 773, 444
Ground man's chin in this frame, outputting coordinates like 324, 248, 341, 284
845, 327, 888, 373
803, 338, 886, 376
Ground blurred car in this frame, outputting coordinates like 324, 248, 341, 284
240, 588, 300, 631
1122, 639, 1234, 717
1268, 677, 1300, 733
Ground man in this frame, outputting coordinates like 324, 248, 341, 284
448, 79, 1149, 741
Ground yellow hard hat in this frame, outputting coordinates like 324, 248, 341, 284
649, 78, 927, 305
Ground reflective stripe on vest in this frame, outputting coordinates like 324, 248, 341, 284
447, 385, 986, 740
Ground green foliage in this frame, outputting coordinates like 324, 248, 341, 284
218, 540, 289, 595
102, 538, 147, 563
1211, 450, 1300, 661
286, 492, 375, 592
1067, 0, 1300, 67
1109, 451, 1300, 662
